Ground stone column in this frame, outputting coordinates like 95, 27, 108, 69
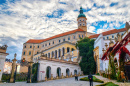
27, 61, 34, 83
10, 53, 17, 83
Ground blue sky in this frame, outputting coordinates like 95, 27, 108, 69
0, 0, 129, 60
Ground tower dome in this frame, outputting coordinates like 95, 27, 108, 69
78, 7, 86, 18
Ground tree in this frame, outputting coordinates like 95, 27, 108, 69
76, 37, 96, 75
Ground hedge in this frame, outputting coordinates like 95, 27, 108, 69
80, 76, 104, 83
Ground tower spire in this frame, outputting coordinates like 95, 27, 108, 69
79, 6, 83, 14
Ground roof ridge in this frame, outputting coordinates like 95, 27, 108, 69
26, 28, 85, 43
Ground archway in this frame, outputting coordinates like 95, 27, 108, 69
46, 66, 51, 79
66, 68, 70, 76
57, 67, 61, 77
74, 69, 77, 75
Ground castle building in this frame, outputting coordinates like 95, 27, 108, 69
20, 7, 95, 73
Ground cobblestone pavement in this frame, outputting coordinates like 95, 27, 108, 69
95, 75, 130, 86
0, 76, 102, 86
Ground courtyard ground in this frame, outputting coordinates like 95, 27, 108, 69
0, 75, 102, 86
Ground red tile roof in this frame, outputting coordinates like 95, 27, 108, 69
89, 28, 127, 39
26, 28, 85, 43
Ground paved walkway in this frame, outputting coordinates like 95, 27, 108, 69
0, 76, 102, 86
95, 75, 130, 86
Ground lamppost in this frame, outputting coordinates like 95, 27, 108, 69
10, 53, 17, 83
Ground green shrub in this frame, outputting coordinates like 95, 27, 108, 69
96, 82, 119, 86
1, 74, 11, 82
80, 76, 104, 83
96, 73, 100, 76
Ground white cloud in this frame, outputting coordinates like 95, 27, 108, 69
0, 0, 129, 60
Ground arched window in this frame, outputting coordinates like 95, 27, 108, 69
79, 35, 80, 38
82, 35, 83, 38
59, 40, 60, 43
45, 44, 47, 46
112, 35, 114, 38
48, 53, 50, 58
68, 37, 70, 40
29, 51, 31, 55
24, 46, 26, 48
30, 46, 32, 48
38, 45, 39, 48
62, 47, 65, 56
103, 37, 105, 40
37, 52, 39, 54
53, 41, 54, 44
73, 35, 75, 39
49, 43, 50, 45
71, 48, 75, 51
43, 44, 44, 47
63, 38, 65, 42
23, 51, 25, 55
58, 49, 61, 57
80, 23, 81, 26
107, 36, 109, 39
52, 51, 54, 58
67, 47, 70, 53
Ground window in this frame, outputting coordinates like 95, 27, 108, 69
38, 57, 40, 60
68, 37, 70, 40
30, 46, 32, 48
82, 35, 83, 38
67, 47, 70, 53
103, 37, 105, 40
80, 23, 81, 26
107, 36, 109, 39
71, 48, 75, 51
43, 45, 44, 47
59, 40, 60, 43
45, 44, 47, 46
83, 19, 84, 21
80, 19, 81, 22
37, 52, 39, 54
49, 43, 50, 45
122, 33, 124, 36
53, 41, 54, 44
24, 46, 26, 48
38, 45, 39, 48
73, 36, 75, 39
29, 51, 31, 55
79, 35, 81, 38
45, 54, 47, 57
83, 23, 85, 26
112, 35, 114, 38
63, 38, 65, 42
23, 52, 25, 55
